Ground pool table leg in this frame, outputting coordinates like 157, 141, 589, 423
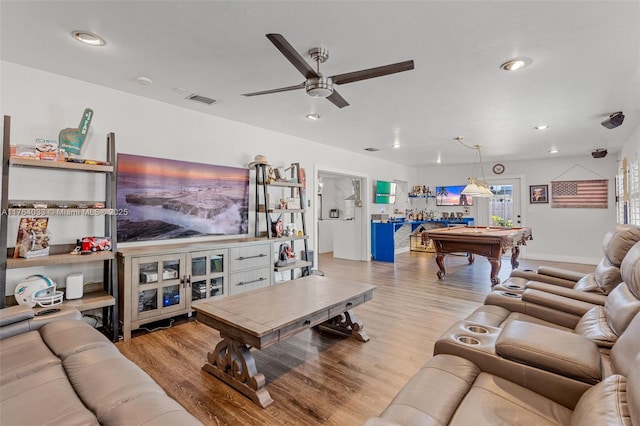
488, 257, 502, 286
511, 246, 521, 269
435, 253, 446, 279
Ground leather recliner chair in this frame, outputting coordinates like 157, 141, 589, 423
364, 346, 640, 425
465, 241, 640, 347
505, 224, 640, 302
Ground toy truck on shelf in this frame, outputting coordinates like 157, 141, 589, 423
78, 236, 112, 254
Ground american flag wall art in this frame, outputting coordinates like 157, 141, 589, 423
551, 179, 608, 208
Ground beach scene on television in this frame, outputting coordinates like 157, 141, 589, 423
435, 185, 473, 206
117, 154, 249, 242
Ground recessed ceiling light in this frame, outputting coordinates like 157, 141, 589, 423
500, 57, 531, 71
549, 147, 559, 154
306, 113, 320, 120
535, 125, 549, 130
71, 31, 106, 46
136, 76, 153, 86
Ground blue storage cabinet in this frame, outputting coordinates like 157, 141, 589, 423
371, 218, 474, 263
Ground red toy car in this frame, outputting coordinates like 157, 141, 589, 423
80, 236, 111, 253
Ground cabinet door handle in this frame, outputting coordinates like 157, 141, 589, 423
346, 302, 353, 308
237, 277, 267, 286
182, 275, 191, 288
237, 254, 267, 260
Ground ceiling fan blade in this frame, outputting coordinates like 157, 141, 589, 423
327, 90, 349, 108
266, 33, 319, 79
242, 82, 305, 97
331, 60, 415, 85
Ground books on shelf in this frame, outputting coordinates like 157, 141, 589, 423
15, 217, 50, 258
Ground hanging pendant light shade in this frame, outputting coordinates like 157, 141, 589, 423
461, 179, 482, 196
455, 138, 494, 198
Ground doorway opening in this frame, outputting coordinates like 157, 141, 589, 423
314, 166, 369, 270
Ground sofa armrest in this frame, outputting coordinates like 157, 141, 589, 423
510, 269, 577, 288
0, 305, 35, 340
526, 282, 607, 305
496, 320, 602, 384
536, 266, 589, 282
522, 289, 596, 317
0, 305, 34, 327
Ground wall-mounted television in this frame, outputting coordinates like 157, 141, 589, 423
117, 153, 249, 242
435, 185, 473, 206
374, 180, 397, 204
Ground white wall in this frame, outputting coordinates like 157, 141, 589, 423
1, 61, 415, 291
618, 124, 639, 163
417, 155, 618, 264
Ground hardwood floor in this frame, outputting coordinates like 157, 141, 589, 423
116, 251, 594, 425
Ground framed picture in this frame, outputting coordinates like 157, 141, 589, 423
530, 184, 549, 204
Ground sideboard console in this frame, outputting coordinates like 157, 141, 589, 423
117, 238, 273, 340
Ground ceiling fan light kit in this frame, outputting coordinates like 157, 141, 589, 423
306, 76, 333, 97
242, 33, 414, 108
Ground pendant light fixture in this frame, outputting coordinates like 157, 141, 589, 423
454, 137, 494, 198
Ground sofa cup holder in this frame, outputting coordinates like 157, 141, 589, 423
465, 325, 489, 334
504, 284, 523, 290
456, 335, 481, 345
500, 291, 521, 298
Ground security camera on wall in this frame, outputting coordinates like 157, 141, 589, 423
601, 112, 625, 129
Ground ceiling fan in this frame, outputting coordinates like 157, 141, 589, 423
242, 33, 415, 108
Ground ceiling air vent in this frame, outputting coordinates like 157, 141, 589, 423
186, 94, 216, 105
364, 147, 380, 152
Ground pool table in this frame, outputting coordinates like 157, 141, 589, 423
424, 226, 533, 286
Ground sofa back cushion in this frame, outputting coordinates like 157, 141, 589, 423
574, 307, 617, 348
611, 313, 640, 377
620, 241, 640, 299
570, 374, 630, 426
604, 283, 640, 338
628, 354, 640, 425
573, 258, 621, 294
603, 224, 640, 266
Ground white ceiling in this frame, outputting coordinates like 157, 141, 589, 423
1, 1, 638, 167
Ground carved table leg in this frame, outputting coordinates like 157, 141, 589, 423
467, 253, 475, 264
202, 333, 274, 408
488, 257, 502, 286
511, 246, 521, 269
435, 253, 446, 279
316, 310, 370, 342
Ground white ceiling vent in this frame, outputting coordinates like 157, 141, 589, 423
187, 94, 216, 105
364, 147, 380, 152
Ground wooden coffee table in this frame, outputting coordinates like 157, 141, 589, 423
192, 275, 375, 408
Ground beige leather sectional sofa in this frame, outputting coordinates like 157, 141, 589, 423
366, 236, 640, 425
0, 306, 201, 425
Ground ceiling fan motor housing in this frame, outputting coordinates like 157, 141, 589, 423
306, 76, 334, 97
